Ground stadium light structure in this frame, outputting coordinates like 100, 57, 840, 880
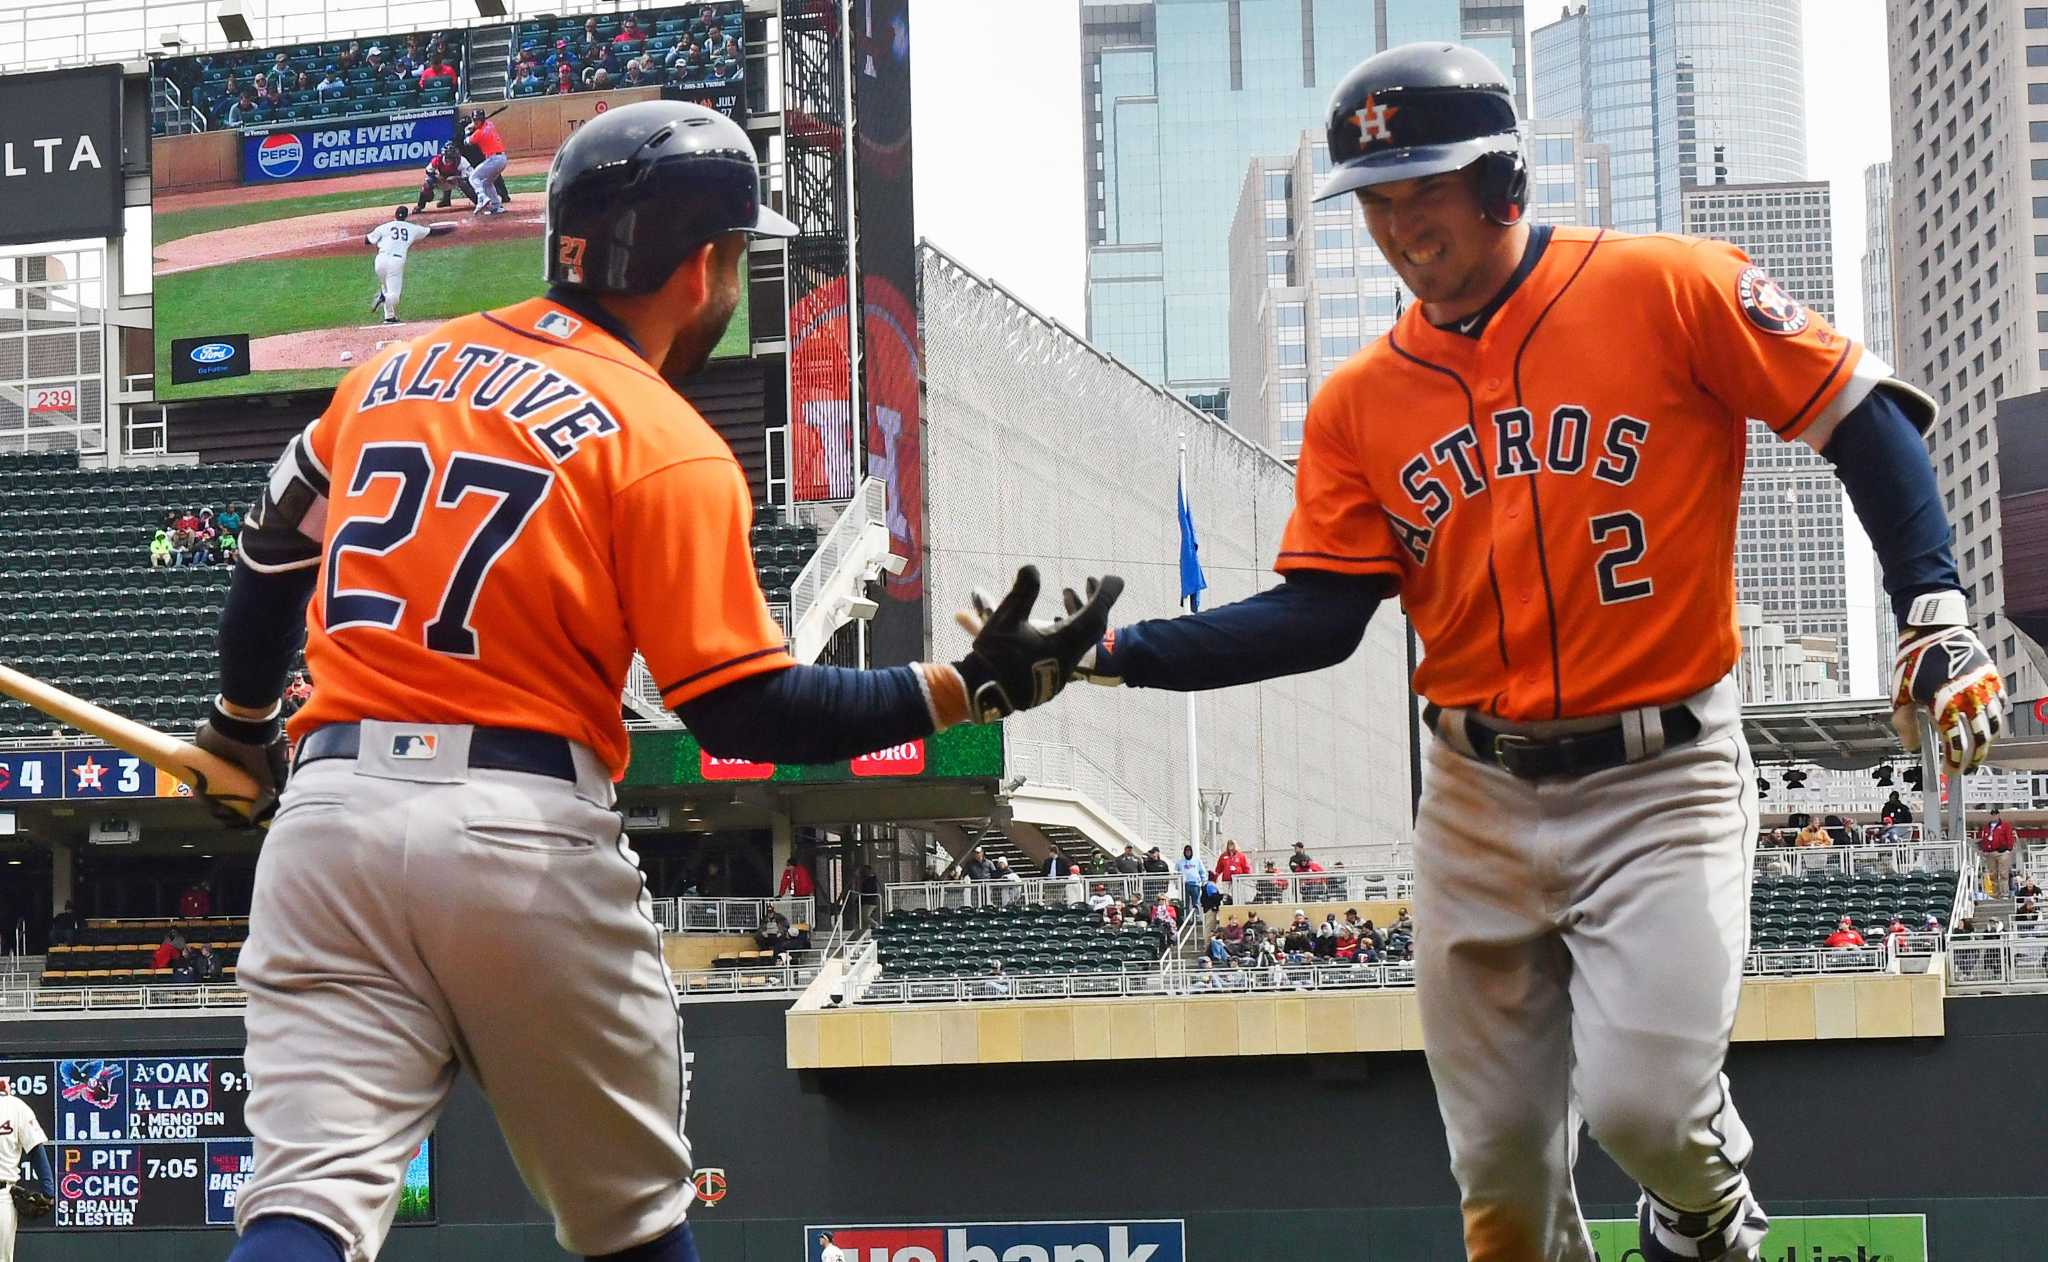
474, 0, 509, 16
157, 30, 187, 49
214, 0, 257, 44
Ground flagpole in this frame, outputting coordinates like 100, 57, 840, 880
1179, 439, 1202, 867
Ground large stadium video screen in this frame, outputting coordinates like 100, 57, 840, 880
149, 4, 750, 403
0, 1056, 433, 1229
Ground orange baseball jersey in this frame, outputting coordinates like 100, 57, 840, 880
1277, 226, 1888, 721
254, 296, 793, 775
471, 118, 506, 159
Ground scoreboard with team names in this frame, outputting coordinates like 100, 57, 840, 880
0, 1056, 429, 1230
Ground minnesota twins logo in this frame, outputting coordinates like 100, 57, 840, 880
691, 1167, 728, 1206
1735, 265, 1808, 335
1354, 93, 1399, 145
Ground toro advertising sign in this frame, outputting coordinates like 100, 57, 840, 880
806, 1221, 1184, 1262
1587, 1214, 1926, 1262
623, 723, 1000, 788
0, 65, 123, 246
238, 111, 458, 185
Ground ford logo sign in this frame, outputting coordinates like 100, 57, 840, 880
190, 342, 237, 364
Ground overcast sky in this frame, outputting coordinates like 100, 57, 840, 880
910, 1, 1895, 694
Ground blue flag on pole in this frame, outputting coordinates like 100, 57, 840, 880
1178, 470, 1207, 612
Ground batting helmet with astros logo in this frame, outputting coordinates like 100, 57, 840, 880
544, 100, 797, 294
1315, 42, 1527, 226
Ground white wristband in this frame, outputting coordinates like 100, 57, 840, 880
1904, 590, 1968, 629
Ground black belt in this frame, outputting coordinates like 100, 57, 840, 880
1422, 703, 1701, 780
295, 723, 578, 782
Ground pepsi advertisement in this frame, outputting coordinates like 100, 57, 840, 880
240, 111, 459, 185
168, 334, 251, 386
805, 1221, 1186, 1262
0, 1056, 431, 1230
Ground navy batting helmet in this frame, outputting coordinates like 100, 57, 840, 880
545, 100, 796, 294
1315, 42, 1527, 225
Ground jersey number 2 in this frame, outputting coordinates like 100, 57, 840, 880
1588, 511, 1653, 605
326, 443, 554, 657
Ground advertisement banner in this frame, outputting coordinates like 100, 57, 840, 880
621, 723, 1002, 788
239, 111, 458, 185
169, 334, 252, 387
0, 65, 123, 247
804, 1220, 1185, 1262
1587, 1214, 1926, 1262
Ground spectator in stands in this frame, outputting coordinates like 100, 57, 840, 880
49, 900, 81, 947
172, 948, 200, 983
193, 943, 224, 983
1214, 838, 1251, 887
1200, 874, 1225, 915
1391, 906, 1413, 938
265, 51, 292, 95
1041, 853, 1078, 879
188, 527, 215, 568
252, 75, 278, 111
292, 70, 315, 96
512, 63, 543, 94
555, 62, 578, 95
2019, 897, 2041, 923
1100, 899, 1123, 928
1141, 847, 1170, 876
991, 856, 1021, 883
1176, 845, 1206, 914
1087, 883, 1116, 914
1253, 861, 1286, 904
983, 961, 1010, 997
225, 89, 259, 125
218, 531, 238, 565
960, 847, 993, 881
1796, 818, 1831, 848
1315, 914, 1340, 957
418, 53, 458, 91
316, 68, 346, 101
282, 671, 313, 715
1923, 913, 1945, 939
1111, 844, 1143, 876
623, 55, 656, 87
589, 67, 615, 90
337, 40, 362, 72
398, 34, 423, 75
1205, 933, 1230, 966
2016, 874, 2042, 901
365, 45, 391, 81
150, 931, 185, 971
710, 48, 740, 82
150, 528, 172, 567
1288, 841, 1313, 870
581, 15, 603, 51
1149, 893, 1178, 930
754, 911, 789, 951
614, 16, 645, 44
1980, 811, 2018, 897
1880, 791, 1915, 842
178, 880, 211, 919
1823, 813, 1856, 847
1883, 916, 1909, 949
1824, 916, 1865, 949
1283, 910, 1313, 953
776, 855, 815, 898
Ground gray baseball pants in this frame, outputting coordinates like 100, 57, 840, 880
231, 721, 693, 1261
1414, 676, 1762, 1261
473, 154, 508, 212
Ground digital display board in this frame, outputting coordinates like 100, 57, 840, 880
0, 1058, 431, 1230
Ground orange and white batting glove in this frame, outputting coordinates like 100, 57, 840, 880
1891, 590, 2009, 773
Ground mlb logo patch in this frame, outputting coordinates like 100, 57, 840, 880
536, 310, 582, 339
391, 733, 440, 759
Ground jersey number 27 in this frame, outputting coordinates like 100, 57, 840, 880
325, 442, 555, 657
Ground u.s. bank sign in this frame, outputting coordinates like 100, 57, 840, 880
0, 65, 123, 247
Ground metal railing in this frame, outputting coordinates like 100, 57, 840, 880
788, 478, 889, 664
0, 983, 247, 1015
1003, 738, 1179, 853
884, 874, 1180, 914
670, 962, 821, 998
1947, 929, 2048, 993
649, 896, 814, 935
1750, 841, 1961, 878
1245, 843, 1412, 873
1229, 871, 1418, 907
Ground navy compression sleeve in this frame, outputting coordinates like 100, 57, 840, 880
676, 663, 935, 764
216, 561, 318, 711
1103, 570, 1388, 691
1820, 388, 1961, 629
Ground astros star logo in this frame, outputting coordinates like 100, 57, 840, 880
73, 756, 105, 791
1354, 94, 1399, 143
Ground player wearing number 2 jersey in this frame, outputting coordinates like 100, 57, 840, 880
1009, 45, 2007, 1262
192, 102, 1120, 1262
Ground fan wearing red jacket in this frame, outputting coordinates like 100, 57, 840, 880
1824, 917, 1866, 949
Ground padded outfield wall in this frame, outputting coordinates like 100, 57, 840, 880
918, 244, 1415, 853
7, 996, 2048, 1258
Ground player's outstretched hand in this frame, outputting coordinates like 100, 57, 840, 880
954, 578, 1124, 687
951, 566, 1124, 722
1890, 591, 2009, 773
193, 698, 290, 826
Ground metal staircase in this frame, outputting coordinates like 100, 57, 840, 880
468, 24, 515, 100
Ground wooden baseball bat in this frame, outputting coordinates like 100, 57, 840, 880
0, 663, 263, 817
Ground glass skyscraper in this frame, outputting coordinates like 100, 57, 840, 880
1530, 0, 1805, 232
1082, 0, 1479, 413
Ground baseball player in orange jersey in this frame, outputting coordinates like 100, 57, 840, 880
191, 101, 1120, 1262
980, 45, 2008, 1262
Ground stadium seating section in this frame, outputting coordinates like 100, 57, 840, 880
155, 33, 464, 133
876, 903, 1171, 980
750, 511, 818, 604
0, 453, 268, 738
509, 7, 744, 96
41, 917, 247, 987
1749, 867, 1956, 949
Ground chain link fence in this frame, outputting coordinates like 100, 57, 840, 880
919, 242, 1413, 854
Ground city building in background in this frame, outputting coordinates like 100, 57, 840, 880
1884, 0, 2046, 701
1862, 159, 1901, 678
1682, 179, 1850, 697
1531, 0, 1806, 232
1736, 604, 1844, 705
1461, 0, 1528, 113
1082, 0, 1470, 418
1226, 119, 1609, 458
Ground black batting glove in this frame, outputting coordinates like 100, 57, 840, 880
951, 566, 1125, 723
193, 697, 290, 827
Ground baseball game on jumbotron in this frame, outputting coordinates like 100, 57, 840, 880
0, 0, 2045, 1260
